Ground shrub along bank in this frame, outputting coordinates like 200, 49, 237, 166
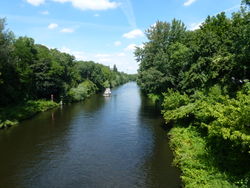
164, 85, 250, 187
0, 100, 59, 129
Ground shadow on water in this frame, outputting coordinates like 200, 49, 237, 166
0, 105, 83, 187
0, 82, 180, 188
137, 91, 181, 188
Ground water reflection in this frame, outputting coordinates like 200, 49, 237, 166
0, 82, 180, 188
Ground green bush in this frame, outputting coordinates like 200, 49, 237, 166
0, 100, 58, 129
169, 126, 249, 188
162, 84, 250, 153
163, 83, 250, 187
148, 93, 161, 104
67, 80, 97, 102
0, 120, 18, 129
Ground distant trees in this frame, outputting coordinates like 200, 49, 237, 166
0, 18, 135, 106
113, 64, 118, 72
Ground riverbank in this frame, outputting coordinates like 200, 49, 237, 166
162, 86, 250, 188
0, 100, 59, 129
169, 126, 239, 188
0, 80, 128, 130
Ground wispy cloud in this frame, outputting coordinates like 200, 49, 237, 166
3, 14, 128, 32
26, 0, 45, 6
114, 41, 122, 46
124, 44, 136, 51
52, 0, 119, 11
41, 10, 49, 15
26, 0, 119, 10
123, 29, 144, 39
188, 4, 241, 31
60, 28, 75, 33
48, 23, 58, 29
183, 0, 197, 6
223, 4, 241, 13
124, 43, 143, 51
119, 0, 136, 28
189, 22, 202, 30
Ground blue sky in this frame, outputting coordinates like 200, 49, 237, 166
0, 0, 242, 73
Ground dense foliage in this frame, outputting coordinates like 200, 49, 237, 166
136, 1, 250, 187
169, 126, 249, 187
0, 18, 134, 107
136, 9, 249, 95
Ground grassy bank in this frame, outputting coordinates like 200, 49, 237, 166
0, 100, 59, 129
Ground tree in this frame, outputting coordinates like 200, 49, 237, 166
13, 37, 38, 98
0, 18, 18, 105
136, 20, 187, 94
113, 64, 118, 72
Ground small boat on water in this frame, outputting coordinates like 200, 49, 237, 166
103, 88, 111, 97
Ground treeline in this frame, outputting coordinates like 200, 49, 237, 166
0, 18, 135, 106
136, 1, 249, 187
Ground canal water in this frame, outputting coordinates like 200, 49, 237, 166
0, 82, 180, 188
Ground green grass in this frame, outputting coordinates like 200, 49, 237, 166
0, 100, 59, 129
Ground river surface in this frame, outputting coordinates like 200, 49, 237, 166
0, 82, 180, 188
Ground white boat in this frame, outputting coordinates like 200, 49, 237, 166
103, 88, 111, 97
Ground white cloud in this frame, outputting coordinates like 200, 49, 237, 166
59, 47, 86, 60
26, 0, 45, 6
58, 46, 138, 74
222, 5, 241, 13
98, 58, 111, 63
52, 0, 119, 10
124, 43, 143, 51
95, 54, 111, 58
60, 46, 72, 53
183, 0, 197, 6
114, 41, 122, 46
94, 13, 100, 17
95, 51, 138, 73
189, 22, 202, 31
117, 52, 125, 56
60, 28, 75, 33
41, 10, 49, 15
123, 29, 144, 39
151, 22, 157, 28
48, 23, 58, 29
124, 44, 137, 51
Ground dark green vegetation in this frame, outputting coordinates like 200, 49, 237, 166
0, 100, 58, 129
136, 1, 250, 187
0, 18, 135, 128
